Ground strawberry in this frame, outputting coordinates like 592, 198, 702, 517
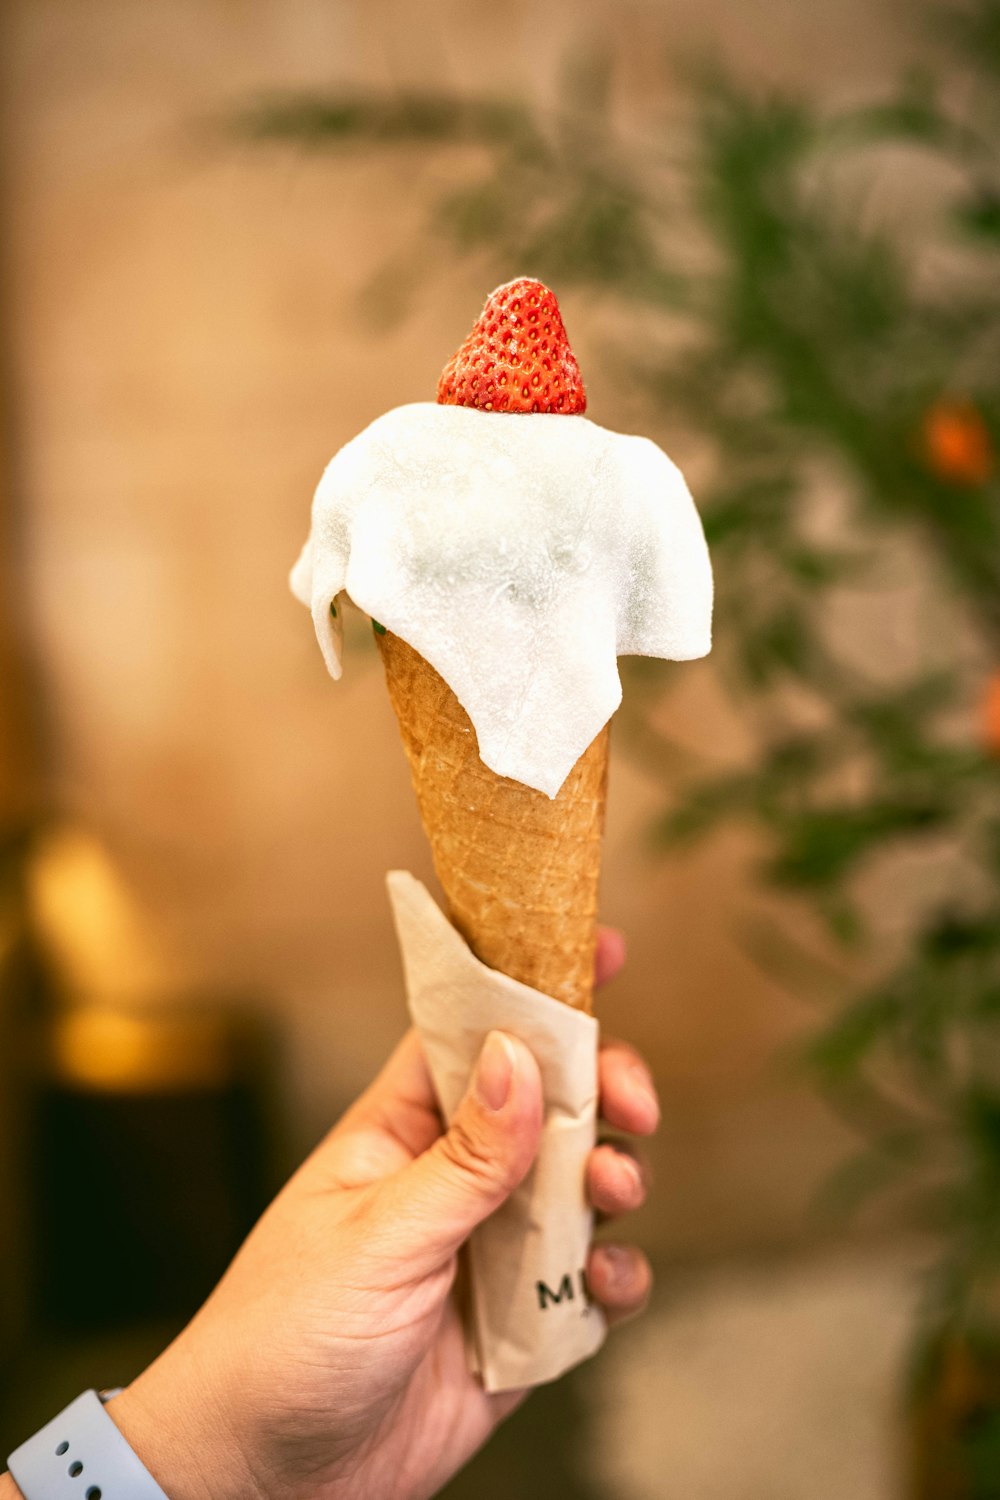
436, 278, 586, 414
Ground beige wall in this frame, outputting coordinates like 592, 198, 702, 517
0, 0, 929, 1256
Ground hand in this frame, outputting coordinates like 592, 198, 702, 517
109, 929, 657, 1500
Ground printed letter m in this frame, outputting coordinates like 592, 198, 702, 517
537, 1274, 575, 1310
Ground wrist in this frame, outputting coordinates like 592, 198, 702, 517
107, 1349, 264, 1500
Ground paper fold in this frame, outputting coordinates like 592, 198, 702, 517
387, 870, 606, 1392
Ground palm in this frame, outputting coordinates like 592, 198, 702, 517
371, 1302, 506, 1500
293, 1082, 519, 1499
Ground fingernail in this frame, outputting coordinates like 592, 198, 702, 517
629, 1064, 659, 1125
597, 1244, 631, 1290
475, 1031, 515, 1112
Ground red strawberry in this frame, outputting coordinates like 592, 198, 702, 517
437, 278, 586, 415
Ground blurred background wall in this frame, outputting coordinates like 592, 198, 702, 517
0, 0, 929, 1258
0, 1, 971, 1495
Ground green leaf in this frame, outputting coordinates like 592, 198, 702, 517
808, 990, 902, 1074
654, 774, 756, 845
702, 474, 797, 546
232, 90, 541, 150
739, 605, 822, 685
957, 193, 1000, 241
937, 0, 1000, 77
766, 800, 948, 888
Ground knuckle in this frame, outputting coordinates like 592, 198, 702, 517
439, 1114, 510, 1196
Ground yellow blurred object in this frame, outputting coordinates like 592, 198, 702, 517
28, 826, 174, 1008
47, 1007, 239, 1093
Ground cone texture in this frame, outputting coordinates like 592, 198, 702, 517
377, 630, 609, 1011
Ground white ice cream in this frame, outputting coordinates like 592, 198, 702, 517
291, 401, 712, 798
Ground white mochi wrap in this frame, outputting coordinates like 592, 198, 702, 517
291, 402, 713, 797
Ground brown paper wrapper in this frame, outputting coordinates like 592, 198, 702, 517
387, 870, 606, 1393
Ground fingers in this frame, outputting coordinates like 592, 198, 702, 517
374, 1031, 543, 1274
586, 1142, 648, 1217
598, 1038, 660, 1136
589, 1021, 655, 1328
588, 1243, 652, 1326
595, 926, 627, 988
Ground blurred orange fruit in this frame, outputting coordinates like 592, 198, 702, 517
922, 399, 994, 486
982, 672, 1000, 757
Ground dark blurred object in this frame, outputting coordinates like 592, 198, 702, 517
29, 1004, 273, 1330
0, 282, 52, 1369
0, 834, 45, 1371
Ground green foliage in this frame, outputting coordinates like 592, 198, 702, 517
242, 3, 1000, 1329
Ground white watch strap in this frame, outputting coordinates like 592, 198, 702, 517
7, 1390, 171, 1500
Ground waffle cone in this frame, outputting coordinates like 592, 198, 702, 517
377, 630, 608, 1012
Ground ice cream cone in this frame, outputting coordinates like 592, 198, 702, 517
376, 628, 609, 1011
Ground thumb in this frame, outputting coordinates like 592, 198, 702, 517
378, 1031, 543, 1273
